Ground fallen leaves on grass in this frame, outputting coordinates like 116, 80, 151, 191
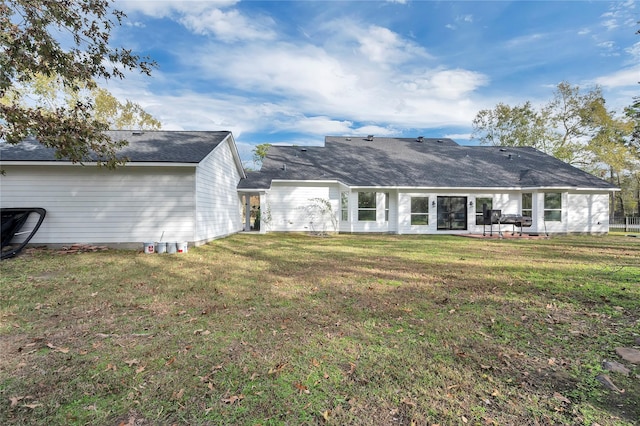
22, 403, 43, 409
345, 362, 357, 376
294, 382, 310, 394
221, 394, 244, 404
9, 396, 26, 407
46, 343, 69, 354
553, 392, 571, 404
268, 363, 287, 375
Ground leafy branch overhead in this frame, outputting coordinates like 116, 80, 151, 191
0, 0, 157, 168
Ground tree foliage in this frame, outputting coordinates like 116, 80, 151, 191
472, 81, 638, 216
252, 143, 271, 168
472, 82, 609, 166
1, 0, 156, 168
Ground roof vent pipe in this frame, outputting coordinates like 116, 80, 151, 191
366, 135, 374, 141
282, 163, 287, 171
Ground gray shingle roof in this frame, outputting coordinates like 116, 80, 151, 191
238, 136, 617, 190
0, 130, 231, 163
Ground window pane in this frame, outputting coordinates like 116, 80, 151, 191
544, 193, 562, 209
411, 197, 429, 213
384, 193, 389, 222
544, 210, 561, 221
475, 197, 492, 225
341, 192, 348, 222
358, 210, 376, 221
476, 198, 492, 214
522, 193, 532, 210
358, 192, 376, 208
411, 214, 429, 225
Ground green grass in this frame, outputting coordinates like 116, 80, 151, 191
1, 234, 639, 425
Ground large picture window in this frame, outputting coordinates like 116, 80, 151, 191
358, 192, 376, 221
544, 192, 562, 221
341, 192, 349, 221
522, 193, 532, 218
475, 197, 492, 225
410, 197, 429, 225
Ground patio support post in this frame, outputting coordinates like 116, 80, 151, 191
244, 194, 251, 231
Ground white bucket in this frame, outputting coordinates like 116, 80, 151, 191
166, 242, 177, 254
156, 242, 167, 254
143, 242, 155, 254
177, 242, 188, 253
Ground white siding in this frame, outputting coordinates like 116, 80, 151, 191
263, 183, 339, 233
194, 138, 244, 243
339, 190, 395, 233
567, 193, 609, 233
1, 165, 196, 245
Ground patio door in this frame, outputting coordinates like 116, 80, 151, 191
437, 196, 467, 230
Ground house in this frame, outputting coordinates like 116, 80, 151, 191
0, 130, 246, 247
237, 136, 618, 235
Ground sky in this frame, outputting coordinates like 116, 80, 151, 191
108, 0, 640, 164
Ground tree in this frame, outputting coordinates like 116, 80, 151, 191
586, 100, 636, 216
4, 72, 160, 130
472, 82, 636, 217
625, 97, 640, 160
1, 0, 156, 168
252, 143, 271, 169
472, 101, 551, 151
88, 87, 161, 130
472, 82, 605, 166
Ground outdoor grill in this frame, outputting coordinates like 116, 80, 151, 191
483, 209, 532, 237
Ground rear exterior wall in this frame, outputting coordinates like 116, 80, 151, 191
1, 165, 197, 247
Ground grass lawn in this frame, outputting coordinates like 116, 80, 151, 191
1, 234, 639, 425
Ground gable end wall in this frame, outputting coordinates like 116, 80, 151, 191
194, 137, 244, 242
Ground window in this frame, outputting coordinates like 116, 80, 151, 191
341, 192, 349, 221
384, 192, 390, 222
522, 193, 532, 218
544, 192, 562, 221
410, 197, 429, 225
475, 197, 492, 225
358, 192, 376, 221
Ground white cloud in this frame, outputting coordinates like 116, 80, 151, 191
592, 66, 640, 88
276, 116, 354, 135
345, 24, 432, 65
444, 133, 472, 141
179, 8, 276, 41
626, 42, 640, 61
119, 0, 275, 42
400, 69, 489, 99
601, 19, 619, 31
504, 33, 544, 48
119, 0, 238, 18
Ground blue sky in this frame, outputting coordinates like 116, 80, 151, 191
110, 1, 639, 163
